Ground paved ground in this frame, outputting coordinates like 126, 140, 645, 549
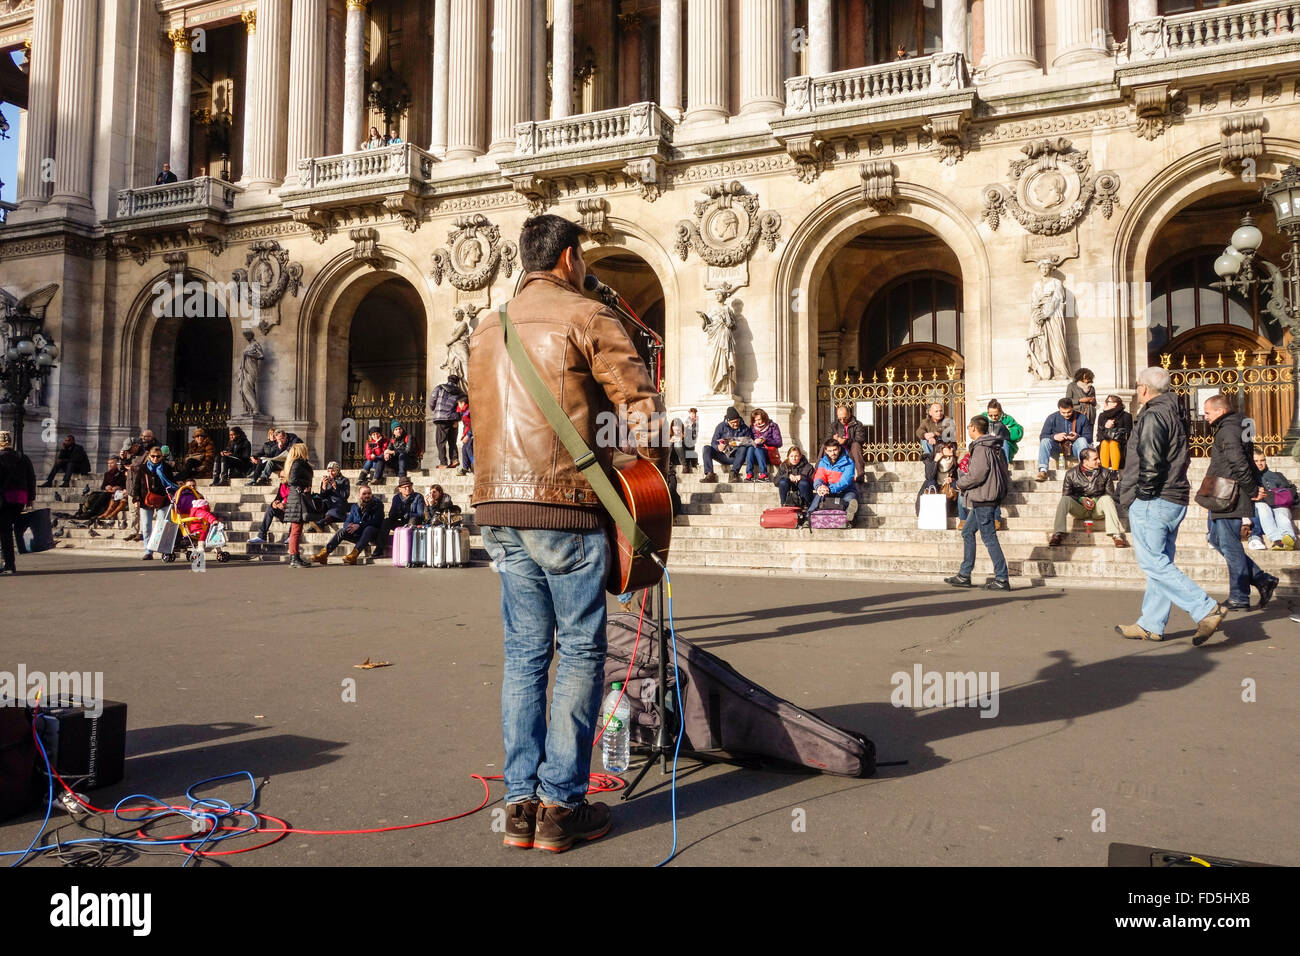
2, 551, 1296, 868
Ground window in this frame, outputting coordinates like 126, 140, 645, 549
860, 272, 963, 371
1146, 250, 1282, 360
1159, 1, 1250, 12
873, 0, 942, 61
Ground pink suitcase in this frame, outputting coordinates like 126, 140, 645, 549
390, 526, 412, 566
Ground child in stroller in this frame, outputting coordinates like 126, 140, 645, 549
170, 481, 231, 562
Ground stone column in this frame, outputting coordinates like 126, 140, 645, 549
552, 0, 574, 118
240, 11, 259, 179
808, 0, 832, 75
659, 0, 682, 117
943, 0, 968, 56
590, 1, 616, 111
489, 0, 530, 154
324, 2, 346, 155
782, 0, 796, 78
430, 0, 450, 154
1054, 0, 1110, 67
343, 0, 369, 152
245, 0, 290, 189
285, 0, 327, 184
618, 10, 642, 106
844, 1, 867, 69
446, 0, 487, 159
18, 0, 59, 208
982, 0, 1038, 77
739, 0, 783, 116
685, 0, 727, 123
167, 28, 192, 178
49, 0, 98, 209
1130, 0, 1158, 20
531, 0, 547, 119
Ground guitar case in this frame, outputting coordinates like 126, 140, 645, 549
603, 613, 875, 778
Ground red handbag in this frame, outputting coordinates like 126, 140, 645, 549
760, 506, 801, 529
143, 491, 168, 509
765, 446, 781, 466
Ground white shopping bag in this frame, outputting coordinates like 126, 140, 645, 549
145, 515, 167, 552
917, 491, 949, 530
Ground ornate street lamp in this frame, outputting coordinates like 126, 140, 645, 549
367, 71, 411, 138
1, 286, 60, 455
1211, 164, 1300, 451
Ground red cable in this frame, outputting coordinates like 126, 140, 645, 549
594, 588, 648, 746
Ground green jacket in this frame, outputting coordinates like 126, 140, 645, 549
984, 412, 1023, 460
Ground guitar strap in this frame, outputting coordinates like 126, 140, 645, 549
497, 303, 652, 557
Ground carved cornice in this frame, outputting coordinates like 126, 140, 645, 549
577, 198, 611, 241
783, 134, 836, 184
1132, 83, 1186, 140
859, 161, 897, 214
1219, 112, 1267, 174
350, 227, 385, 269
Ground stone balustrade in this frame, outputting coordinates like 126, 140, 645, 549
115, 176, 241, 218
513, 102, 673, 156
293, 142, 437, 189
784, 53, 968, 115
1122, 0, 1300, 62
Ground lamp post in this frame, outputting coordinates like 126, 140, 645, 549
366, 71, 411, 139
1211, 163, 1300, 452
1, 305, 59, 456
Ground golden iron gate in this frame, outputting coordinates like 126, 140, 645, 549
165, 401, 230, 456
1163, 350, 1295, 457
341, 391, 427, 469
826, 366, 966, 461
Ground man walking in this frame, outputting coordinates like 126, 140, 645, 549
470, 214, 666, 853
946, 415, 1011, 591
1202, 394, 1278, 611
1115, 367, 1226, 644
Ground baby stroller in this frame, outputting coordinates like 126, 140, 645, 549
161, 485, 231, 564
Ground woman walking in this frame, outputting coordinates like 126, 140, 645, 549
140, 445, 177, 560
282, 443, 315, 569
0, 431, 37, 575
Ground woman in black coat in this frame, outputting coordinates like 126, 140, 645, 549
281, 443, 315, 569
213, 426, 253, 485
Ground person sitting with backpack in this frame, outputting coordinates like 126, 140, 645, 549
809, 438, 859, 523
773, 446, 815, 507
945, 416, 1010, 591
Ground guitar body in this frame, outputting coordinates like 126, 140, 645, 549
606, 456, 673, 595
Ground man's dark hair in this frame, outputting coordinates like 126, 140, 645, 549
275, 428, 287, 438
823, 438, 841, 453
1074, 367, 1094, 383
1057, 398, 1074, 410
519, 215, 587, 273
1081, 447, 1100, 463
969, 415, 989, 434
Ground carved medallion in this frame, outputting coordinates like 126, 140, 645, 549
232, 240, 303, 310
429, 214, 519, 291
673, 181, 782, 266
979, 138, 1120, 236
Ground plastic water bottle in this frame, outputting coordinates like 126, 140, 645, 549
600, 683, 631, 773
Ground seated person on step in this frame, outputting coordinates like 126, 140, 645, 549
425, 483, 462, 523
359, 427, 391, 485
213, 427, 254, 485
809, 438, 859, 523
745, 408, 782, 481
916, 403, 956, 457
247, 481, 290, 545
916, 440, 959, 518
313, 484, 385, 565
1048, 446, 1126, 548
1247, 451, 1298, 551
251, 429, 303, 485
699, 407, 752, 482
378, 475, 425, 559
1036, 398, 1092, 481
385, 424, 415, 479
774, 445, 815, 508
317, 461, 352, 529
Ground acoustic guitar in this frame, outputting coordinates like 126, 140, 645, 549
606, 452, 673, 595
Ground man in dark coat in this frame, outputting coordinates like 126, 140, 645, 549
156, 163, 178, 184
41, 434, 91, 487
945, 416, 1010, 591
429, 375, 464, 468
1202, 394, 1278, 612
831, 403, 867, 484
0, 430, 37, 574
1115, 367, 1223, 644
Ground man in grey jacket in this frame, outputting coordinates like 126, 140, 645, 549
1116, 366, 1225, 644
945, 416, 1011, 591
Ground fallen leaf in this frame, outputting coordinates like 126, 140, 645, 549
354, 658, 393, 669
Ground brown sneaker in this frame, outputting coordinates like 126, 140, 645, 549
342, 549, 360, 566
994, 519, 1006, 531
700, 473, 718, 483
1048, 532, 1064, 547
1036, 470, 1048, 482
503, 798, 540, 849
1112, 535, 1129, 548
312, 547, 329, 566
532, 800, 612, 852
1192, 603, 1227, 646
1116, 623, 1162, 641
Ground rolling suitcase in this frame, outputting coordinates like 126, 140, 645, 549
390, 526, 412, 567
759, 506, 801, 529
410, 526, 429, 567
431, 524, 471, 567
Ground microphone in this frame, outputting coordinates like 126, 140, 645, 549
582, 273, 617, 303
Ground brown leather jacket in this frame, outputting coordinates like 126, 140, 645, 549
469, 271, 667, 529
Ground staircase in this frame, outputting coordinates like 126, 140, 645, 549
35, 457, 1300, 591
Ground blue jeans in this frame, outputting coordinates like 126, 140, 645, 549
701, 446, 745, 475
960, 504, 1008, 581
777, 476, 813, 506
481, 526, 610, 809
1127, 497, 1217, 634
957, 493, 1001, 523
745, 446, 773, 477
920, 439, 935, 457
809, 485, 858, 513
1252, 502, 1295, 544
1207, 515, 1273, 604
1038, 436, 1089, 471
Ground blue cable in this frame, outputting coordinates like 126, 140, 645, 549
654, 566, 683, 868
9, 714, 54, 868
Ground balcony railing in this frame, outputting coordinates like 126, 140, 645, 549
1121, 0, 1300, 62
115, 176, 241, 218
293, 142, 436, 189
513, 102, 673, 156
783, 52, 968, 115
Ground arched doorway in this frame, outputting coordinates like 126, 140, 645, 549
586, 251, 667, 392
816, 223, 965, 458
147, 282, 233, 456
340, 276, 428, 467
1144, 191, 1292, 453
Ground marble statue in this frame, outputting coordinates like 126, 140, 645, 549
698, 284, 738, 397
236, 330, 265, 416
1027, 259, 1070, 382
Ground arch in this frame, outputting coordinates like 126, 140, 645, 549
117, 268, 245, 433
295, 244, 439, 460
773, 182, 992, 450
1110, 137, 1300, 384
857, 269, 964, 373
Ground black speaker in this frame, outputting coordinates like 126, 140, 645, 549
33, 698, 127, 791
